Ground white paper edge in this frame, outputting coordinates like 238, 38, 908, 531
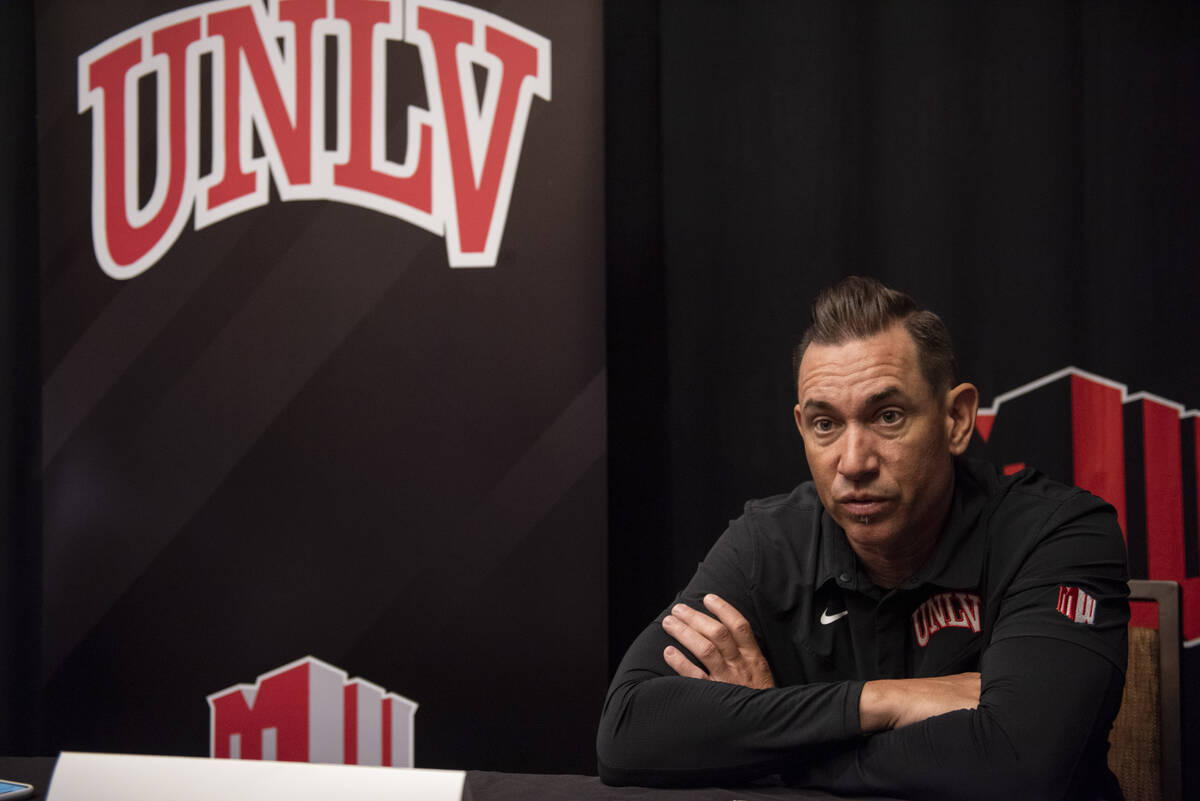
47, 752, 465, 801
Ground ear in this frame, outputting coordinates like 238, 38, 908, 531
793, 403, 805, 438
944, 382, 978, 455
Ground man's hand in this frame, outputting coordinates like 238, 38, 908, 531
858, 673, 981, 732
661, 594, 775, 689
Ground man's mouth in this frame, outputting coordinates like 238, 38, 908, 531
838, 497, 891, 517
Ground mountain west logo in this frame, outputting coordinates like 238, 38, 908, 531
208, 656, 418, 766
976, 367, 1199, 643
77, 0, 551, 278
1056, 586, 1097, 625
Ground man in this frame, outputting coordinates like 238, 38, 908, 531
597, 277, 1129, 800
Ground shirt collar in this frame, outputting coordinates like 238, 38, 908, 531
816, 508, 861, 592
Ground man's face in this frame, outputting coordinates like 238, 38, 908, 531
793, 324, 962, 556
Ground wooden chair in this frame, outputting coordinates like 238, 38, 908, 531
1108, 579, 1182, 801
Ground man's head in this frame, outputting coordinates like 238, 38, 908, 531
792, 277, 978, 581
792, 276, 957, 396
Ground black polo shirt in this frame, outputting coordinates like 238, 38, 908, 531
598, 456, 1129, 799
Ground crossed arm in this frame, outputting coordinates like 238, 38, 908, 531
661, 594, 980, 731
597, 593, 1123, 800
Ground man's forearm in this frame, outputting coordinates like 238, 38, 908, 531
597, 670, 864, 786
597, 617, 866, 787
858, 672, 980, 732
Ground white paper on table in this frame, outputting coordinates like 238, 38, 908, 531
47, 751, 466, 801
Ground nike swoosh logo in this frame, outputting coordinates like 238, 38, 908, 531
820, 608, 849, 625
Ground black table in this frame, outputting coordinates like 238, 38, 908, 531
0, 756, 898, 801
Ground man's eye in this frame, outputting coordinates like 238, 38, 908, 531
879, 410, 902, 425
813, 419, 834, 433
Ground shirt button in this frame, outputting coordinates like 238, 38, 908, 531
838, 572, 851, 584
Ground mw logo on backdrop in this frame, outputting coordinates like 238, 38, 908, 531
77, 0, 551, 278
976, 366, 1200, 642
208, 656, 418, 766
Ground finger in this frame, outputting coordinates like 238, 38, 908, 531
702, 594, 757, 649
663, 645, 707, 680
670, 603, 738, 659
662, 613, 728, 671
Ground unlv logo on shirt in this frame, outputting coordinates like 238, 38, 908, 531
77, 0, 551, 278
208, 656, 418, 766
911, 592, 983, 648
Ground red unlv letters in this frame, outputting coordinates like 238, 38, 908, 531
77, 0, 551, 278
911, 592, 983, 648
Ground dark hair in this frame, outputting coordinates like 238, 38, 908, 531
792, 276, 958, 393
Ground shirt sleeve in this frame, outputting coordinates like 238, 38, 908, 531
596, 518, 864, 787
988, 489, 1130, 670
785, 636, 1126, 801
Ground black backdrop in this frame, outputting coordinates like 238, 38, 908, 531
606, 2, 1200, 794
2, 0, 1199, 793
0, 0, 40, 763
609, 0, 1200, 616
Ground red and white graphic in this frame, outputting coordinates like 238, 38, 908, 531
77, 0, 551, 278
207, 656, 418, 766
1056, 585, 1098, 625
911, 592, 983, 648
977, 367, 1200, 643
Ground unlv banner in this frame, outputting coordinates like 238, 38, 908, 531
37, 0, 604, 773
76, 0, 550, 277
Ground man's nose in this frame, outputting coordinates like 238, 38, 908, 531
838, 424, 879, 481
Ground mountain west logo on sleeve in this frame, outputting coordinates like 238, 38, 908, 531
207, 656, 418, 766
77, 0, 551, 278
1056, 586, 1097, 625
